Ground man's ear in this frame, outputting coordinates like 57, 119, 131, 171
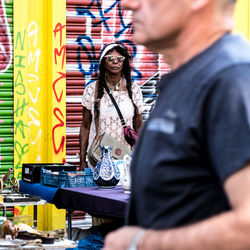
190, 0, 210, 11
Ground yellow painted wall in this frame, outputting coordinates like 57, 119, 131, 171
45, 0, 66, 163
13, 0, 66, 231
234, 0, 250, 40
14, 0, 46, 180
14, 0, 66, 175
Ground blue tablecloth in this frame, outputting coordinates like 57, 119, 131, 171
19, 180, 58, 203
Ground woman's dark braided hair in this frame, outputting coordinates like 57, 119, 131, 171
94, 41, 138, 117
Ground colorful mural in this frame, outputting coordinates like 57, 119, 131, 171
14, 12, 44, 179
14, 0, 66, 178
13, 0, 66, 231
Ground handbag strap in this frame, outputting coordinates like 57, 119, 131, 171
93, 82, 100, 135
104, 83, 126, 128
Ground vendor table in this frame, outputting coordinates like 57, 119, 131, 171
19, 181, 130, 239
52, 186, 129, 239
52, 186, 129, 219
0, 191, 46, 228
0, 238, 77, 249
19, 181, 58, 203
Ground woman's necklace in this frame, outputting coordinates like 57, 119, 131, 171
105, 77, 122, 91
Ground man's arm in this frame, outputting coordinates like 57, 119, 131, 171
104, 164, 250, 250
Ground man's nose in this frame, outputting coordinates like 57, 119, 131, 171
121, 0, 140, 11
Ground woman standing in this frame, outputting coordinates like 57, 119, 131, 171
80, 42, 144, 171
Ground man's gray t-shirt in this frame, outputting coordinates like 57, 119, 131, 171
127, 34, 250, 229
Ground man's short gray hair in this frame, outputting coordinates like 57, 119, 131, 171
220, 0, 237, 7
225, 0, 236, 3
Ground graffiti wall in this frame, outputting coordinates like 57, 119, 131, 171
14, 0, 66, 179
0, 0, 14, 179
13, 0, 66, 231
65, 0, 170, 166
14, 0, 46, 179
2, 0, 249, 172
47, 12, 67, 164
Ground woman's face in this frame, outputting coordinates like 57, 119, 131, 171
104, 50, 125, 76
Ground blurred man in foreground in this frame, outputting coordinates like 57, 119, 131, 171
104, 0, 250, 249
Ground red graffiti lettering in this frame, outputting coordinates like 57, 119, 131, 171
53, 22, 66, 47
53, 72, 65, 102
52, 108, 65, 154
54, 45, 66, 69
52, 22, 65, 157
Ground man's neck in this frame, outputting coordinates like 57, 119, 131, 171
163, 31, 229, 70
161, 4, 234, 70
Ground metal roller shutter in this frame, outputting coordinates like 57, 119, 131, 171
0, 0, 14, 217
66, 0, 169, 167
0, 0, 14, 174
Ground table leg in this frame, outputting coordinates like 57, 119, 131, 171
3, 206, 6, 217
67, 209, 73, 240
33, 205, 37, 228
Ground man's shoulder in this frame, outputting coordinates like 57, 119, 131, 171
206, 34, 250, 88
212, 64, 250, 93
214, 34, 250, 64
156, 34, 250, 95
190, 34, 250, 87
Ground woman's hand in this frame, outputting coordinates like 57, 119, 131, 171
79, 158, 88, 171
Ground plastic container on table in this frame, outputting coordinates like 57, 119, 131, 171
40, 168, 96, 188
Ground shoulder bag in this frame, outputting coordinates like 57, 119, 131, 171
103, 84, 138, 147
87, 82, 131, 167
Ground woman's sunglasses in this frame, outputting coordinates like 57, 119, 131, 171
104, 55, 125, 62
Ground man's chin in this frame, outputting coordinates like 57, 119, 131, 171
133, 35, 163, 52
133, 33, 147, 46
133, 34, 155, 50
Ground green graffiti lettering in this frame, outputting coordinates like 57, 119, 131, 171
14, 141, 29, 170
14, 120, 28, 138
15, 55, 26, 68
14, 98, 29, 117
14, 161, 21, 170
17, 172, 23, 180
15, 30, 26, 50
15, 70, 26, 95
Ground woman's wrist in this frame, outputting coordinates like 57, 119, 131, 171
81, 150, 87, 157
80, 155, 86, 160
